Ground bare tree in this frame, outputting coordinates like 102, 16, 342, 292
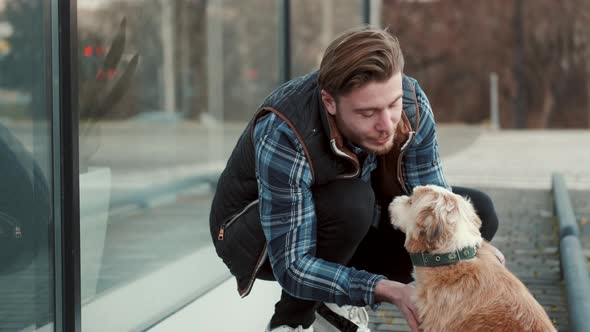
382, 0, 589, 128
513, 0, 527, 128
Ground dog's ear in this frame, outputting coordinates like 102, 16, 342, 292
416, 206, 445, 247
416, 193, 460, 248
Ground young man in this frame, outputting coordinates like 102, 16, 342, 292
209, 26, 501, 332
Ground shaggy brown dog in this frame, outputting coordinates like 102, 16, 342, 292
389, 185, 555, 332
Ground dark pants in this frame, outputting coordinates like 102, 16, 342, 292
266, 180, 499, 329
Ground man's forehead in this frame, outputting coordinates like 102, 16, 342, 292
343, 90, 402, 109
340, 73, 402, 101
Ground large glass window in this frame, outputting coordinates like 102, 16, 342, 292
0, 1, 55, 331
76, 0, 279, 330
292, 0, 364, 77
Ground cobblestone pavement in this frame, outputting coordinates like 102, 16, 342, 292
368, 187, 576, 332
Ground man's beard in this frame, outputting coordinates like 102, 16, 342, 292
364, 136, 394, 155
332, 108, 396, 155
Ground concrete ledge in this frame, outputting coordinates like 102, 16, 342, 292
147, 279, 282, 331
81, 245, 229, 331
26, 245, 231, 332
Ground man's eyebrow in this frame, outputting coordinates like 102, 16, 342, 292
353, 94, 403, 112
390, 94, 403, 105
354, 106, 380, 112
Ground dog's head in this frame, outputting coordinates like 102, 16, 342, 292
389, 185, 483, 254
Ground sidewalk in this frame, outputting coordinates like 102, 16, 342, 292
440, 128, 590, 190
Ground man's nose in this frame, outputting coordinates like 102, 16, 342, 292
375, 110, 394, 132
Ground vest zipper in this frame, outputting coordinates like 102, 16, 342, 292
397, 131, 416, 194
239, 242, 268, 298
330, 139, 360, 178
218, 199, 259, 240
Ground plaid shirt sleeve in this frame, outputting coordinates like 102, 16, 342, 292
254, 113, 385, 307
402, 79, 451, 192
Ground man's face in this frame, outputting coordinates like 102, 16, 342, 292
321, 72, 403, 155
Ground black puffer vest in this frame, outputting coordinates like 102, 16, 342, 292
210, 71, 421, 297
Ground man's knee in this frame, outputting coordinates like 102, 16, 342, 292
453, 186, 499, 241
313, 179, 375, 254
472, 191, 498, 241
314, 179, 374, 231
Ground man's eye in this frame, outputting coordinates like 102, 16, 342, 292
360, 111, 374, 118
389, 99, 401, 108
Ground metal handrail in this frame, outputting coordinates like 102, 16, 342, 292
552, 173, 590, 332
553, 174, 580, 238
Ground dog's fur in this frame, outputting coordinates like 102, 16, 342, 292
389, 185, 555, 332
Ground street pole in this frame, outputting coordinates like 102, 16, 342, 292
490, 72, 500, 130
161, 0, 176, 114
279, 0, 291, 84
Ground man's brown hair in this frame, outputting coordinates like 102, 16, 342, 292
318, 26, 404, 98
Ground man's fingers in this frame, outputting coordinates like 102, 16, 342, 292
408, 302, 420, 321
494, 247, 506, 265
402, 306, 421, 332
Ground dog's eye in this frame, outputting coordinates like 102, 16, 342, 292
408, 198, 412, 205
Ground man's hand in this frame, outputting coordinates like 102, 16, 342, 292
375, 280, 421, 332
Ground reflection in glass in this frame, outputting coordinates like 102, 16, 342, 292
77, 0, 278, 329
292, 0, 363, 77
0, 0, 54, 331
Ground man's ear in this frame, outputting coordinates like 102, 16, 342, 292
320, 89, 337, 116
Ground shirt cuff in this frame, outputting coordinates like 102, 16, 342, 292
349, 269, 387, 309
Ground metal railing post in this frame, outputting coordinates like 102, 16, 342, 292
552, 173, 590, 332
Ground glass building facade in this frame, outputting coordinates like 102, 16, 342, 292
0, 0, 376, 330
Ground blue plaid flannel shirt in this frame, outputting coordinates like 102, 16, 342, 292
253, 78, 449, 307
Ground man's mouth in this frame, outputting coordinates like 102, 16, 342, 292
374, 135, 392, 145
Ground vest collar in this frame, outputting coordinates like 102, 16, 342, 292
317, 89, 360, 177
